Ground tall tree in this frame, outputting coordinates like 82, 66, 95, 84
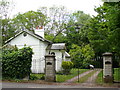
38, 6, 70, 42
0, 0, 14, 19
0, 0, 15, 45
86, 2, 120, 67
12, 10, 48, 32
2, 18, 16, 44
69, 44, 94, 68
87, 2, 120, 55
65, 11, 91, 51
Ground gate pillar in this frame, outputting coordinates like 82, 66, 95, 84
103, 52, 113, 83
45, 54, 56, 82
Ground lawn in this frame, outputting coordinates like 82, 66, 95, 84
56, 69, 89, 82
113, 68, 120, 82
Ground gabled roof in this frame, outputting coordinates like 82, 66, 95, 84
46, 43, 66, 50
5, 30, 52, 44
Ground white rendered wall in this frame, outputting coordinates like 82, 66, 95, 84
8, 33, 48, 73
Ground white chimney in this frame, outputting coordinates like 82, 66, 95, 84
34, 26, 44, 38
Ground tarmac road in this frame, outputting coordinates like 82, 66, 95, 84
1, 82, 117, 88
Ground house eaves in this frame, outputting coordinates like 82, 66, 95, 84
5, 30, 52, 44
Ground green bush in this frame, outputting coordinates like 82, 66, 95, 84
2, 46, 33, 79
62, 61, 74, 74
30, 75, 39, 80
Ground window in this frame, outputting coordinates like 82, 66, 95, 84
23, 32, 27, 37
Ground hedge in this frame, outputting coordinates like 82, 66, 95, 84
2, 46, 33, 79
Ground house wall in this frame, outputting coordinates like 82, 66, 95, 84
8, 32, 48, 73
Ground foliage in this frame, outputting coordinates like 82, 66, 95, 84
2, 10, 48, 45
64, 11, 91, 51
69, 44, 95, 68
1, 18, 16, 44
30, 74, 39, 80
30, 73, 45, 80
86, 2, 120, 67
45, 33, 67, 43
12, 10, 48, 31
2, 46, 33, 79
113, 68, 120, 82
0, 0, 15, 44
62, 61, 74, 74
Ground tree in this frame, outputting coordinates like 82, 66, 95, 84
44, 6, 70, 42
86, 2, 120, 67
87, 2, 120, 54
64, 11, 91, 51
69, 44, 94, 68
2, 18, 16, 45
0, 0, 15, 45
0, 0, 14, 19
12, 10, 48, 32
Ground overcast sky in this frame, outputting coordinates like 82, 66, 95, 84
9, 0, 103, 17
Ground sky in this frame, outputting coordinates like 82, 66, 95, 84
9, 0, 103, 17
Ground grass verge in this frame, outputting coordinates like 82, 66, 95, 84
95, 70, 103, 84
113, 68, 120, 82
95, 68, 120, 84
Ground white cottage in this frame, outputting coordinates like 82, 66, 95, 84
5, 26, 71, 73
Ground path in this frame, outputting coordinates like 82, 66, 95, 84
63, 69, 102, 84
64, 70, 93, 83
81, 69, 102, 86
84, 69, 102, 83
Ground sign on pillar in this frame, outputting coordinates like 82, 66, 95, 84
45, 54, 56, 82
103, 52, 113, 83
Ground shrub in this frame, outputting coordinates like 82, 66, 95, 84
62, 61, 74, 74
30, 75, 39, 80
2, 46, 33, 79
